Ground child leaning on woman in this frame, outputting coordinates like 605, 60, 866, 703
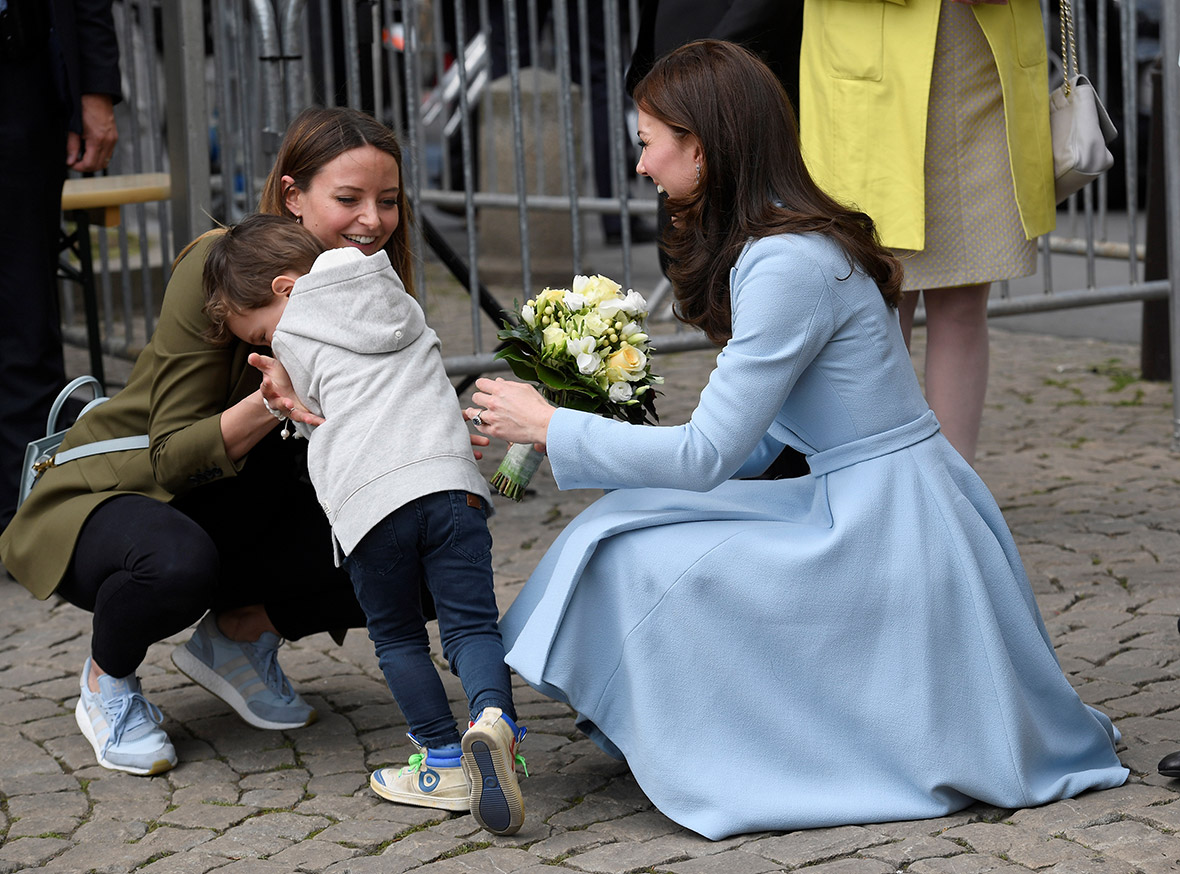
202, 213, 526, 836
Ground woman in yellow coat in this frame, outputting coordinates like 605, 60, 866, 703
799, 0, 1054, 463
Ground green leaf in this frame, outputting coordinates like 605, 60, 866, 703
502, 357, 540, 383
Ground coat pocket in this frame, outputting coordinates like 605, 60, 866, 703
977, 0, 1047, 69
1009, 0, 1049, 69
819, 0, 888, 81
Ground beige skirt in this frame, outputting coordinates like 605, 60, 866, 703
895, 0, 1037, 292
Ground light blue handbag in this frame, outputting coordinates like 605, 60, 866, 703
17, 376, 149, 509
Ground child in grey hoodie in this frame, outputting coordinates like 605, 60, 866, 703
203, 214, 525, 836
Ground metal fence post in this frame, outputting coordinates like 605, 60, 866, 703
1163, 1, 1180, 450
162, 0, 213, 251
1141, 59, 1168, 380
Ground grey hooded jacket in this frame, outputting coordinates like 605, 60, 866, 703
271, 247, 490, 563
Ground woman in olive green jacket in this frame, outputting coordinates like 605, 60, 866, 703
0, 107, 422, 776
799, 0, 1054, 463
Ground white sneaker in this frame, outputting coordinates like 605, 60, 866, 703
462, 708, 527, 835
75, 657, 177, 775
369, 734, 469, 811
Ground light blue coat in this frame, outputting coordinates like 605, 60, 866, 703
501, 233, 1127, 839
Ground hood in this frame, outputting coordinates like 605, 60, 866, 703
278, 247, 423, 354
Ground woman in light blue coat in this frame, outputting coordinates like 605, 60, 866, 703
467, 41, 1126, 840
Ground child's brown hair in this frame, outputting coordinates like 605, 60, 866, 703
202, 214, 326, 345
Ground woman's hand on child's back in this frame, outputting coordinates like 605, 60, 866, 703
249, 352, 326, 427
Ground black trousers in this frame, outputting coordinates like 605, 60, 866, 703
0, 48, 70, 531
56, 432, 368, 677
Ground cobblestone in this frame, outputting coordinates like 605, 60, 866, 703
2, 325, 1179, 872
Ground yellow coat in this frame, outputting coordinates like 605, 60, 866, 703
0, 236, 259, 599
799, 0, 1055, 251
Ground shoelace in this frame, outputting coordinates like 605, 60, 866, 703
100, 691, 163, 756
400, 751, 428, 775
401, 747, 525, 776
246, 638, 297, 702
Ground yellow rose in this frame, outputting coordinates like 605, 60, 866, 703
581, 311, 608, 337
606, 345, 647, 381
573, 274, 623, 305
542, 323, 568, 350
536, 287, 567, 309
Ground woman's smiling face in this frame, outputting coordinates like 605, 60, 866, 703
635, 109, 701, 201
283, 144, 400, 256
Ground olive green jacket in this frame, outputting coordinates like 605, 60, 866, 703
1, 236, 259, 599
799, 0, 1055, 250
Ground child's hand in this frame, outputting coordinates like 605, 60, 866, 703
464, 409, 492, 460
249, 352, 326, 427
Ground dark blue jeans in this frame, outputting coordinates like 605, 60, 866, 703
343, 490, 515, 748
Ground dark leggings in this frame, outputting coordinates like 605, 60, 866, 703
56, 433, 368, 678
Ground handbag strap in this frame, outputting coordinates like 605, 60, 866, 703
1060, 0, 1078, 95
37, 435, 151, 473
48, 375, 104, 434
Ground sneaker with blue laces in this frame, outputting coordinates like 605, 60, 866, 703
75, 657, 177, 775
171, 612, 316, 730
462, 707, 528, 835
369, 734, 470, 811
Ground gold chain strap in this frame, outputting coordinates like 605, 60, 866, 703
1060, 0, 1078, 96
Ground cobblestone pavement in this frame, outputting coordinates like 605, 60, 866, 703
2, 326, 1179, 874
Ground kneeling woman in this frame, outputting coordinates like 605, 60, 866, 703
467, 40, 1127, 839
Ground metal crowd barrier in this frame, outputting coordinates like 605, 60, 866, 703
63, 0, 1180, 445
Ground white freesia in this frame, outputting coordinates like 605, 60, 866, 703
563, 291, 587, 311
567, 336, 602, 375
520, 304, 537, 328
608, 381, 633, 402
619, 289, 648, 316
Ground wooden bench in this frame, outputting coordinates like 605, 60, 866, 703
60, 172, 172, 388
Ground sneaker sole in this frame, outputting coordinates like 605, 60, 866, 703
368, 771, 470, 811
462, 731, 525, 835
74, 699, 176, 776
171, 645, 316, 731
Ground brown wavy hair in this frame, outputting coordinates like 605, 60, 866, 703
257, 106, 415, 297
632, 40, 902, 345
201, 215, 326, 345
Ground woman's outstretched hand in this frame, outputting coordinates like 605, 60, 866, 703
249, 352, 326, 427
467, 377, 555, 453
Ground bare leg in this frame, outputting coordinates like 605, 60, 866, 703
898, 290, 920, 349
920, 283, 991, 465
215, 604, 281, 642
87, 603, 279, 692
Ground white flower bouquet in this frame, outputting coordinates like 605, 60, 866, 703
491, 273, 662, 500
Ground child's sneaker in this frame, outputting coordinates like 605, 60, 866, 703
369, 735, 469, 811
462, 707, 527, 835
74, 657, 177, 775
171, 612, 316, 730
